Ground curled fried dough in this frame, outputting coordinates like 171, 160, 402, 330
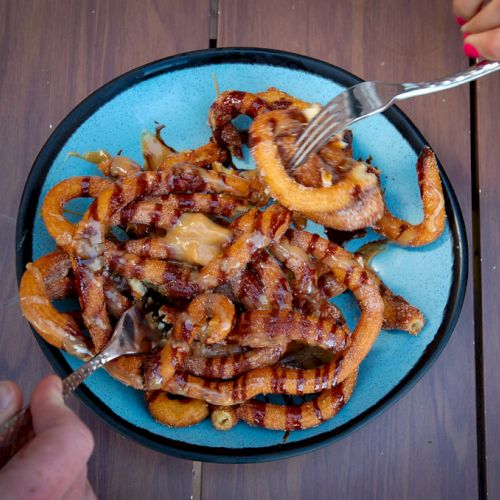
249, 109, 381, 214
183, 346, 286, 380
19, 249, 92, 359
355, 241, 425, 334
71, 167, 274, 349
227, 310, 349, 352
271, 238, 347, 326
229, 267, 270, 311
237, 370, 357, 430
172, 293, 235, 345
111, 193, 250, 229
373, 147, 446, 246
146, 391, 209, 427
165, 231, 382, 403
256, 87, 312, 111
42, 176, 112, 250
247, 250, 293, 310
209, 90, 271, 157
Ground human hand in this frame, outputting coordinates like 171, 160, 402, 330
0, 376, 95, 499
454, 0, 500, 59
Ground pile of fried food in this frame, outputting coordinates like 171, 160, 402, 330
20, 88, 446, 432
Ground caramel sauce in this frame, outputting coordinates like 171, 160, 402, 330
162, 213, 231, 266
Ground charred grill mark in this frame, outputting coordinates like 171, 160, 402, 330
136, 175, 149, 200
269, 98, 293, 110
247, 133, 261, 148
251, 400, 267, 426
285, 405, 303, 430
307, 234, 320, 254
150, 202, 163, 227
81, 177, 91, 196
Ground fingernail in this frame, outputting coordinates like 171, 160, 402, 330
462, 32, 470, 39
455, 16, 467, 26
0, 382, 15, 411
463, 43, 480, 58
48, 377, 64, 405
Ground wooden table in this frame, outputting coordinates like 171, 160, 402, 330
0, 1, 498, 498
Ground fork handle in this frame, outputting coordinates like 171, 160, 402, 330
399, 60, 500, 99
62, 351, 113, 397
0, 407, 34, 468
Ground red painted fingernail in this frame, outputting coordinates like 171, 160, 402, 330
462, 32, 470, 39
463, 43, 480, 58
456, 16, 467, 26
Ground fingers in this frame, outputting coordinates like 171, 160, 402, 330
464, 26, 500, 59
0, 375, 94, 499
0, 380, 23, 423
453, 0, 483, 21
461, 0, 500, 33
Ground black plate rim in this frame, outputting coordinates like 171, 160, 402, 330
16, 47, 468, 464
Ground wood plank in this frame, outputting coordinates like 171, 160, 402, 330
203, 1, 478, 498
477, 69, 500, 498
0, 1, 209, 498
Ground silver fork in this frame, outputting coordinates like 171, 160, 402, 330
290, 60, 500, 170
0, 306, 162, 468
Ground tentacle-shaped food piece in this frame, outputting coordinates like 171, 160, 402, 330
103, 278, 132, 318
19, 249, 93, 359
183, 346, 286, 380
236, 370, 357, 430
367, 268, 425, 335
211, 406, 239, 430
105, 245, 202, 299
197, 204, 292, 289
286, 230, 383, 384
271, 238, 318, 300
156, 293, 236, 385
71, 166, 270, 349
172, 293, 235, 345
209, 90, 271, 157
227, 310, 348, 352
142, 127, 176, 170
248, 250, 293, 311
262, 111, 382, 230
107, 205, 291, 297
165, 231, 382, 404
112, 193, 250, 229
229, 268, 270, 311
373, 147, 446, 246
271, 238, 347, 326
146, 391, 209, 427
158, 141, 228, 170
355, 240, 425, 334
249, 109, 381, 214
42, 176, 112, 250
256, 87, 311, 111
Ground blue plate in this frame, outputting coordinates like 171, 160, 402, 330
16, 48, 467, 463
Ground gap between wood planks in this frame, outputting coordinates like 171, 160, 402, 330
470, 73, 487, 499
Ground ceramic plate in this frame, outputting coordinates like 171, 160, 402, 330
16, 48, 467, 463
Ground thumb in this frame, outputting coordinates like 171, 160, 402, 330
0, 376, 94, 499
